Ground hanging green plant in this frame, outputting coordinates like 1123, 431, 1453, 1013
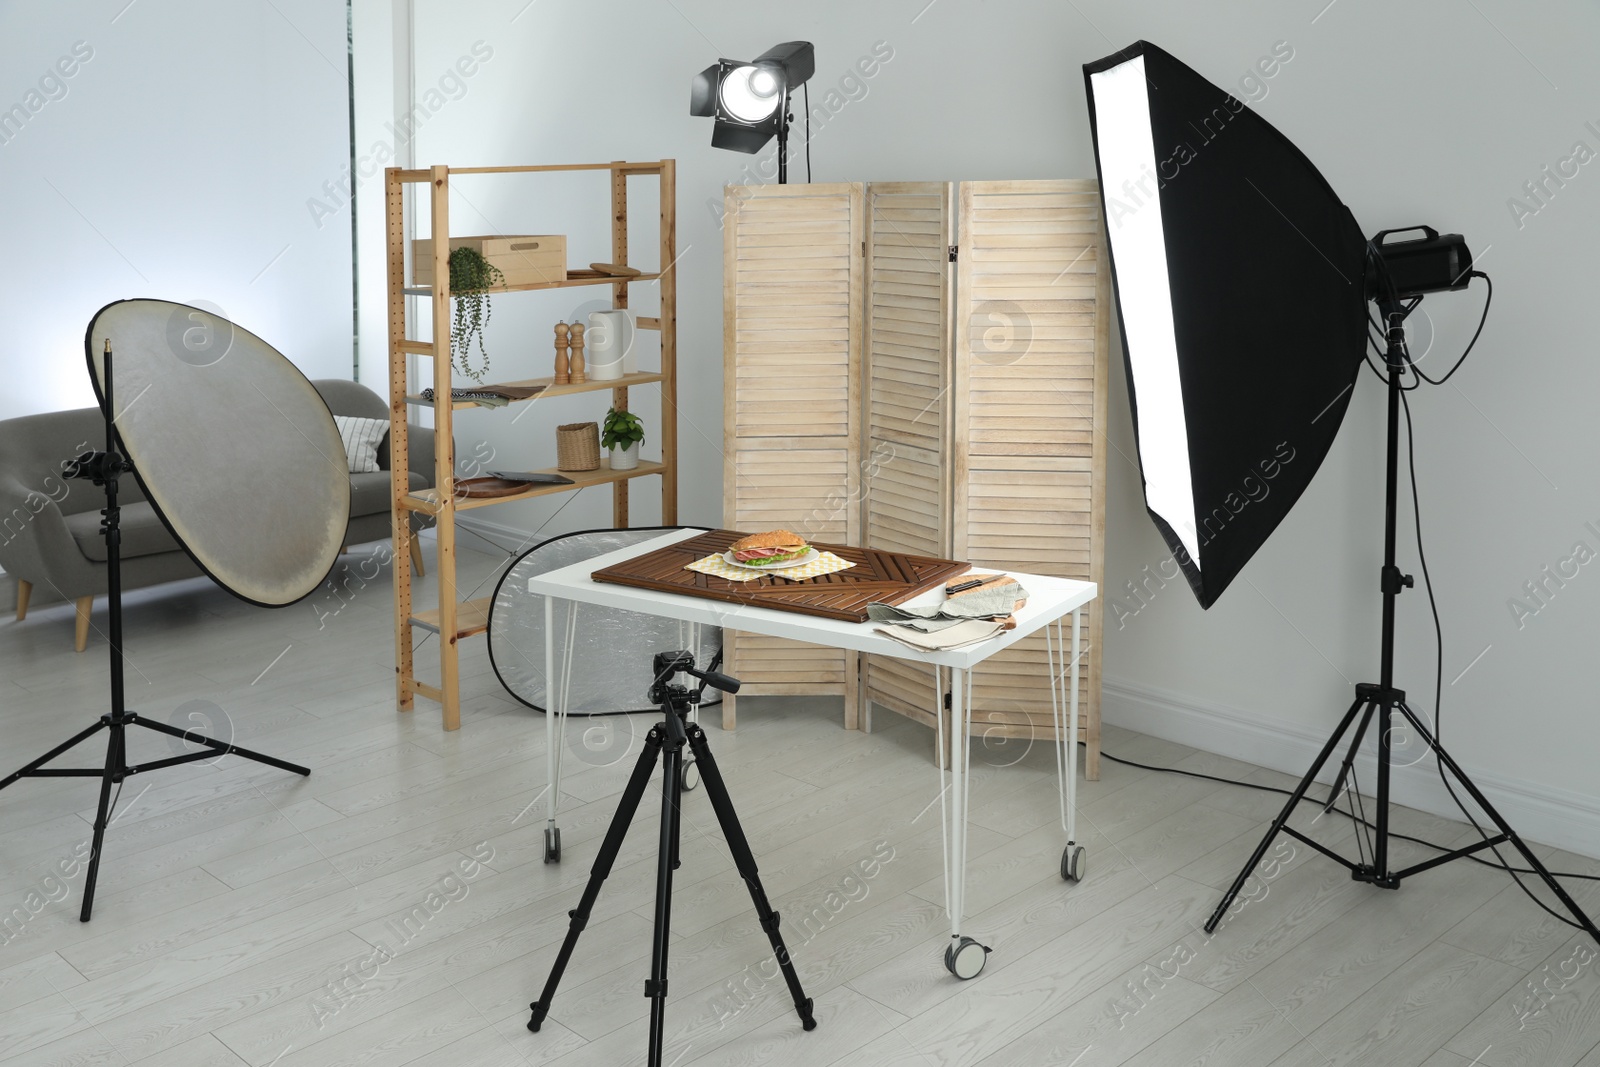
448, 246, 503, 383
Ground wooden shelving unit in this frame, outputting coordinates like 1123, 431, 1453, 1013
385, 160, 678, 730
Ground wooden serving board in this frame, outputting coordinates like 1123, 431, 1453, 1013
590, 530, 970, 623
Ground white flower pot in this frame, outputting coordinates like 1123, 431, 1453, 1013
609, 442, 640, 471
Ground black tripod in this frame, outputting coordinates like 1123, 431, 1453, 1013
0, 340, 310, 922
527, 650, 816, 1065
1205, 301, 1600, 945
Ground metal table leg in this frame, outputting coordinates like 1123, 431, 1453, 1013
544, 599, 578, 863
1048, 611, 1086, 883
940, 665, 989, 979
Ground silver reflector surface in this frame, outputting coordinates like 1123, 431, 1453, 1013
87, 299, 349, 607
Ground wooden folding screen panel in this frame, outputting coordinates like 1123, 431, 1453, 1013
721, 179, 1106, 778
721, 183, 865, 730
862, 182, 952, 729
952, 179, 1108, 778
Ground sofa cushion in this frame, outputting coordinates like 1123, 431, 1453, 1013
65, 501, 183, 562
334, 415, 388, 473
350, 470, 427, 519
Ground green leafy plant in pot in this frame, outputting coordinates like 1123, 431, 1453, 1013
601, 407, 645, 471
448, 247, 503, 383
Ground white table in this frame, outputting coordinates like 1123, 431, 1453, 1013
530, 527, 1096, 979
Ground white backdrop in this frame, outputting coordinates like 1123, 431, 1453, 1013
358, 0, 1600, 853
0, 0, 355, 423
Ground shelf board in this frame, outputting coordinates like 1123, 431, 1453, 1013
392, 162, 666, 183
406, 370, 665, 409
403, 460, 664, 512
402, 271, 659, 297
411, 596, 491, 640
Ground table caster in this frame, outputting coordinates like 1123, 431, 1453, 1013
944, 936, 989, 979
680, 759, 700, 793
544, 826, 561, 864
1061, 844, 1085, 883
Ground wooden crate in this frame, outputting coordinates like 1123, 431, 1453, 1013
413, 234, 567, 287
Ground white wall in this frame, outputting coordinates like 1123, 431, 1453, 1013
0, 0, 354, 423
361, 0, 1600, 853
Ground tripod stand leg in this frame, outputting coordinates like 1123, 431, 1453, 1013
1322, 701, 1376, 814
132, 718, 310, 776
1395, 703, 1600, 946
80, 722, 124, 922
646, 734, 684, 1067
686, 723, 817, 1031
0, 719, 107, 790
529, 725, 664, 1034
1205, 695, 1368, 933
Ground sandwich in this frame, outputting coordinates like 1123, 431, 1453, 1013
729, 529, 811, 567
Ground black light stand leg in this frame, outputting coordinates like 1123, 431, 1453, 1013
1204, 695, 1368, 933
1391, 702, 1600, 946
685, 722, 816, 1030
132, 717, 310, 777
529, 725, 665, 1034
0, 720, 107, 790
1322, 699, 1377, 814
80, 720, 123, 922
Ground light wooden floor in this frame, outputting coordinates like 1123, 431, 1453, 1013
1, 541, 1597, 1067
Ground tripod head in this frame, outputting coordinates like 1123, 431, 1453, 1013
647, 650, 740, 712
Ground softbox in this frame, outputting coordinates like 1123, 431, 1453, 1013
1084, 41, 1367, 608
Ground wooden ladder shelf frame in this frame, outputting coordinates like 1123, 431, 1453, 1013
385, 160, 679, 730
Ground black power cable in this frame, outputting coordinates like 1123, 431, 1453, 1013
1410, 271, 1491, 386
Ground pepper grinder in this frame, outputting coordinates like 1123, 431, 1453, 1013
553, 322, 570, 385
568, 322, 586, 384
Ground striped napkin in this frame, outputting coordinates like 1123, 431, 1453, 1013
686, 551, 855, 583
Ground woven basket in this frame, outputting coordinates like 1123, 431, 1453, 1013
556, 422, 601, 471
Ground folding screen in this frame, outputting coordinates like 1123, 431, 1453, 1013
723, 179, 1106, 777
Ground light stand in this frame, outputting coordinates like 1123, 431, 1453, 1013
527, 650, 816, 1066
1205, 304, 1600, 944
775, 96, 791, 184
0, 340, 310, 922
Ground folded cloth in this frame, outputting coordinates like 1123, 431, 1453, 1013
867, 576, 1028, 632
874, 619, 1005, 652
419, 384, 545, 406
419, 387, 510, 408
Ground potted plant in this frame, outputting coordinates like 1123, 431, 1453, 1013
448, 246, 502, 383
601, 407, 644, 470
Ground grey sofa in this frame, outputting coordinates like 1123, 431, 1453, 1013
0, 379, 434, 650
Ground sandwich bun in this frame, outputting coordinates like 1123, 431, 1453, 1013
730, 529, 807, 552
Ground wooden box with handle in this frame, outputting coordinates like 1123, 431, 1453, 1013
413, 235, 567, 287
